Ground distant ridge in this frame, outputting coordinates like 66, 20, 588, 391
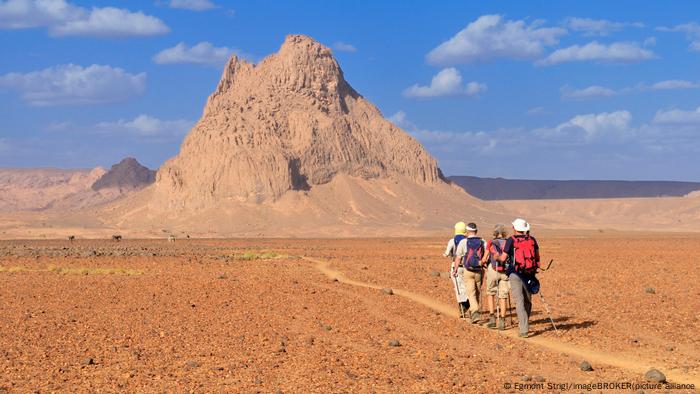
449, 176, 700, 200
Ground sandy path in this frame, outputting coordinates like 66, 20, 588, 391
305, 256, 700, 386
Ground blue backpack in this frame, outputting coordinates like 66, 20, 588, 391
453, 234, 465, 257
461, 237, 484, 272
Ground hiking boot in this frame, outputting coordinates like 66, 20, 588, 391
486, 314, 496, 328
497, 317, 505, 331
519, 332, 529, 338
470, 311, 480, 324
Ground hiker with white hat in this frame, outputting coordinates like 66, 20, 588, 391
484, 224, 510, 330
496, 218, 540, 337
454, 222, 489, 323
444, 222, 470, 318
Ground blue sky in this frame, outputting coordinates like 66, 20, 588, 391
1, 0, 700, 181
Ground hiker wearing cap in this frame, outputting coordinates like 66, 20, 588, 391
444, 222, 470, 318
454, 222, 488, 323
497, 218, 540, 338
484, 224, 510, 330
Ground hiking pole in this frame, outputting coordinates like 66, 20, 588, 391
507, 294, 514, 327
538, 291, 559, 333
539, 259, 554, 272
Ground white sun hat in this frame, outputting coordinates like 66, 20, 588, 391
512, 218, 530, 232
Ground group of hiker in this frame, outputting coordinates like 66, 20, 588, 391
443, 218, 540, 338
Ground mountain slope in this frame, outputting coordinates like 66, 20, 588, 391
449, 176, 700, 200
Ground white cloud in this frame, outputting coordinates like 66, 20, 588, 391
388, 110, 410, 127
153, 42, 238, 66
96, 115, 194, 137
426, 14, 566, 65
0, 0, 82, 29
643, 36, 657, 47
538, 41, 655, 66
403, 68, 486, 98
657, 23, 700, 51
561, 85, 616, 99
564, 17, 642, 36
0, 64, 145, 106
650, 80, 700, 90
652, 106, 700, 125
168, 0, 216, 11
527, 107, 546, 116
565, 17, 623, 36
0, 0, 169, 37
537, 111, 632, 140
332, 41, 357, 53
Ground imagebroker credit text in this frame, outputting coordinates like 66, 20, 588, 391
504, 382, 696, 391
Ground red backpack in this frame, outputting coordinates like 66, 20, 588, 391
488, 238, 507, 272
511, 235, 538, 273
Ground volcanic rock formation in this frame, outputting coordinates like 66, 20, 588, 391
153, 34, 443, 209
92, 157, 155, 191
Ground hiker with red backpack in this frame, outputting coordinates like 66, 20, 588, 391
497, 218, 540, 338
444, 222, 470, 319
453, 222, 489, 323
485, 224, 510, 330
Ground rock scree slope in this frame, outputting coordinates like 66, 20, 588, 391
107, 34, 502, 236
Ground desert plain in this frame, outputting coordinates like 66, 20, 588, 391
1, 233, 698, 393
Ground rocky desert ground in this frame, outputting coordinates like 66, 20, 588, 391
1, 234, 697, 392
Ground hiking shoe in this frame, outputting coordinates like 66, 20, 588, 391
486, 314, 496, 328
497, 317, 505, 331
518, 332, 529, 338
470, 311, 480, 324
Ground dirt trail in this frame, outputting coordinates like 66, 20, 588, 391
304, 256, 700, 386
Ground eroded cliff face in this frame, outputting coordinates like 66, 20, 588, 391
154, 34, 443, 208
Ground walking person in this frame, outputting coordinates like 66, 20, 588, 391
454, 223, 488, 323
497, 218, 540, 338
444, 222, 469, 318
485, 224, 510, 330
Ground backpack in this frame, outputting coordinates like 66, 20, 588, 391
461, 237, 484, 272
452, 234, 465, 257
511, 235, 538, 274
488, 238, 507, 272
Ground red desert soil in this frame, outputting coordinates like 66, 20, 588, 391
0, 235, 698, 393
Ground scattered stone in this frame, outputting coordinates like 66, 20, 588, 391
645, 287, 656, 294
305, 337, 315, 346
665, 346, 674, 352
388, 340, 401, 347
381, 288, 394, 295
430, 270, 441, 277
533, 376, 545, 382
495, 344, 503, 351
580, 360, 593, 372
275, 346, 286, 354
637, 390, 645, 394
644, 368, 666, 383
323, 325, 332, 331
254, 378, 262, 385
631, 338, 639, 344
81, 357, 94, 366
332, 278, 339, 282
521, 375, 531, 382
186, 360, 200, 368
217, 273, 227, 279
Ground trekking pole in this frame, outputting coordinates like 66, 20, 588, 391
538, 292, 559, 333
507, 294, 514, 327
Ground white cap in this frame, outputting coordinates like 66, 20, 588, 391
512, 218, 530, 232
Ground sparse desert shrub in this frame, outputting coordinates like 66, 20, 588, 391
232, 251, 281, 260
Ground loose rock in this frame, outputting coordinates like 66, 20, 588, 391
521, 375, 531, 382
644, 368, 666, 383
580, 360, 593, 371
381, 288, 393, 295
186, 360, 200, 368
430, 271, 441, 277
645, 287, 656, 294
388, 340, 401, 347
533, 376, 545, 382
81, 357, 94, 366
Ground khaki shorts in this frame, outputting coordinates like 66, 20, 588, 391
486, 265, 510, 299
